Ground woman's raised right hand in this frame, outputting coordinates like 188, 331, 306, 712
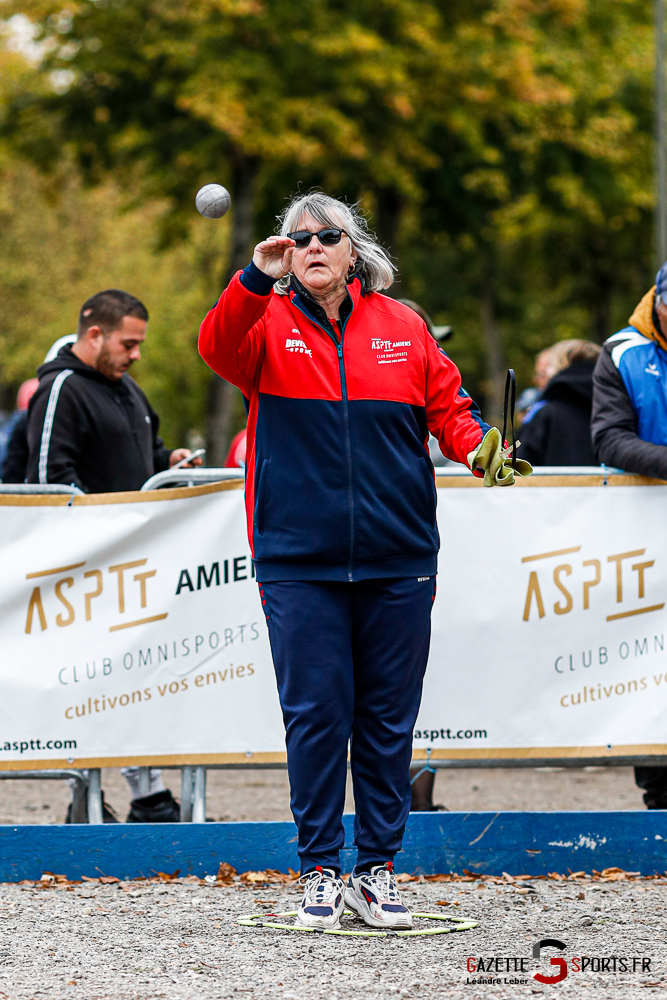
252, 237, 296, 280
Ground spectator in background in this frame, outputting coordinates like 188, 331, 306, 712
224, 427, 247, 468
27, 290, 198, 492
516, 344, 560, 425
0, 379, 39, 482
398, 299, 457, 471
534, 344, 558, 390
27, 289, 201, 822
592, 267, 667, 480
517, 340, 601, 467
592, 262, 667, 810
1, 336, 77, 484
516, 385, 540, 423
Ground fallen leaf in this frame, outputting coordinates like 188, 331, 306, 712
216, 862, 237, 884
435, 900, 450, 906
241, 872, 269, 884
239, 869, 297, 885
157, 870, 180, 882
98, 876, 120, 884
577, 892, 585, 900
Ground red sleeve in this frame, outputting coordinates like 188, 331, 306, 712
198, 270, 271, 397
424, 334, 489, 467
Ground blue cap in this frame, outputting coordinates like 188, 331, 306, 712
656, 262, 667, 302
517, 387, 539, 412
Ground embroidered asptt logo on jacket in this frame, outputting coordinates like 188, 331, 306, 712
371, 337, 412, 365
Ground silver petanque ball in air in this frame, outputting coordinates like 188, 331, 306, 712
195, 183, 231, 219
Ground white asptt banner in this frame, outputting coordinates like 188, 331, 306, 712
1, 482, 282, 767
420, 475, 667, 761
2, 475, 667, 767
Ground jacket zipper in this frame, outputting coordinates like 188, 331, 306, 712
292, 299, 355, 581
335, 325, 355, 582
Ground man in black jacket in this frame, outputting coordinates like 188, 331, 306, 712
27, 289, 198, 822
27, 289, 195, 491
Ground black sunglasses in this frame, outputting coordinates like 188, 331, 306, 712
287, 228, 348, 248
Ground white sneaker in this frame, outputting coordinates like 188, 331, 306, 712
344, 862, 413, 929
296, 867, 345, 930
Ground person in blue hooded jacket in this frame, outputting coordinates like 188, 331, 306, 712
592, 261, 667, 809
592, 264, 667, 479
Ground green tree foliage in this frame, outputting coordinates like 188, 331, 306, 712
400, 0, 655, 421
1, 0, 661, 435
5, 0, 449, 456
0, 48, 224, 445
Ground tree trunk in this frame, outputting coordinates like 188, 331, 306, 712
479, 281, 506, 430
206, 157, 258, 467
373, 187, 403, 295
592, 272, 613, 344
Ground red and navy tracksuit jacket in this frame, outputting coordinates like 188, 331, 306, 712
199, 262, 489, 583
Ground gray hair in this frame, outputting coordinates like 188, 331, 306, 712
276, 192, 396, 293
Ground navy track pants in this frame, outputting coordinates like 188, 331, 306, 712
260, 576, 435, 873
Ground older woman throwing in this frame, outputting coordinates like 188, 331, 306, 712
199, 192, 520, 930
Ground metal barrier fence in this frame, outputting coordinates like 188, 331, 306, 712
140, 467, 244, 491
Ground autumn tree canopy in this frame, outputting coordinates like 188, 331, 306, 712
0, 0, 658, 442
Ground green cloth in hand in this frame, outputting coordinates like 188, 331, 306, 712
467, 427, 533, 487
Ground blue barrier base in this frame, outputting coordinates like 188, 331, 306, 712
1, 812, 666, 882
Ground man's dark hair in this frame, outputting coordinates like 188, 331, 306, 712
77, 289, 149, 338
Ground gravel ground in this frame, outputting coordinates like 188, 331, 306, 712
0, 871, 664, 999
0, 769, 654, 997
0, 765, 646, 824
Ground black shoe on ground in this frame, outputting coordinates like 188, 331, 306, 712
126, 788, 180, 823
643, 793, 667, 809
64, 791, 119, 824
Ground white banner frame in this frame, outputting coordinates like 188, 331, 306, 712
2, 471, 667, 770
